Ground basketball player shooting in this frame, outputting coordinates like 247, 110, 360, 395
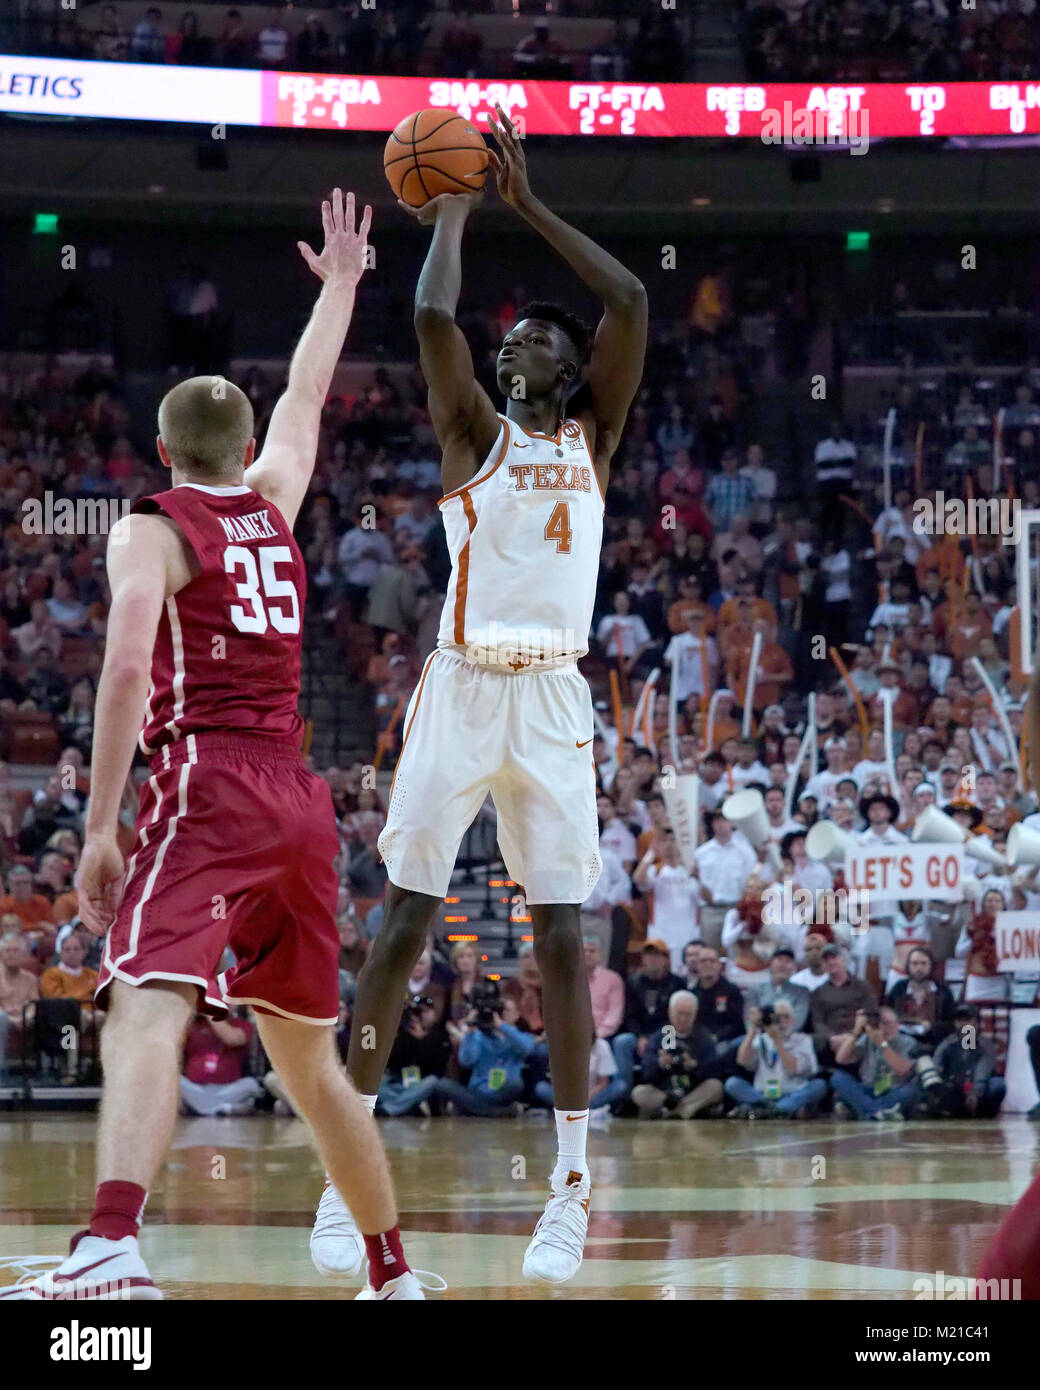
313, 106, 647, 1286
19, 192, 430, 1302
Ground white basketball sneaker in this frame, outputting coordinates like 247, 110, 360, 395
21, 1232, 162, 1300
310, 1180, 364, 1278
355, 1266, 447, 1300
522, 1169, 590, 1285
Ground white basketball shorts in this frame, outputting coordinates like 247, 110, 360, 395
378, 649, 603, 905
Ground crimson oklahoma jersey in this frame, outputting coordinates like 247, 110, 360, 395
95, 480, 340, 1024
133, 481, 305, 752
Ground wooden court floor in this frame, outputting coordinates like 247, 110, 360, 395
0, 1112, 1034, 1299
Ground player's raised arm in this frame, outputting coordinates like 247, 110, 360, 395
400, 191, 501, 495
487, 103, 647, 468
244, 188, 372, 528
76, 514, 187, 934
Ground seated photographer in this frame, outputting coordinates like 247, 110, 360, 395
533, 1024, 628, 1116
406, 946, 450, 1024
884, 947, 955, 1050
829, 1005, 918, 1121
929, 1004, 1005, 1119
631, 990, 723, 1120
436, 987, 535, 1116
377, 994, 450, 1117
745, 948, 810, 1032
725, 999, 827, 1119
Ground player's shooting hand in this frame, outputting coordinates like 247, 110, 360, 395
487, 102, 532, 209
75, 834, 127, 937
396, 190, 484, 228
298, 188, 372, 287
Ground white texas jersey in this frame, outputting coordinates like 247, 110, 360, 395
436, 412, 604, 672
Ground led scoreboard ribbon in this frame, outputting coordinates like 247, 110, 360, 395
3, 55, 1040, 138
263, 76, 1040, 138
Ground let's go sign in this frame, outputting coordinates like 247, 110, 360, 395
845, 844, 965, 901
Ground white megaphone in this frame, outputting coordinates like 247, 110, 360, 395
1007, 822, 1040, 868
722, 788, 782, 871
806, 820, 855, 865
722, 788, 769, 846
912, 805, 1007, 868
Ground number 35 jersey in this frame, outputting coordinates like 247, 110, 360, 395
132, 482, 305, 755
436, 413, 605, 672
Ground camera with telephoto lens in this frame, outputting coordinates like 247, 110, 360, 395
864, 1010, 881, 1028
402, 994, 434, 1025
759, 1006, 775, 1029
914, 1053, 942, 1091
469, 979, 502, 1033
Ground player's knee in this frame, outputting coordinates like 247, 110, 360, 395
102, 981, 194, 1053
531, 909, 582, 969
372, 890, 439, 968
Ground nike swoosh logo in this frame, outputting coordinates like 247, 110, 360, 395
565, 1113, 589, 1122
576, 738, 594, 748
513, 443, 530, 449
51, 1251, 122, 1284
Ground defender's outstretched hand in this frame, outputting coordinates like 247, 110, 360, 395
487, 102, 532, 209
397, 190, 484, 227
298, 188, 372, 286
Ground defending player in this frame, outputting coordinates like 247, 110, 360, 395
312, 107, 647, 1286
19, 192, 428, 1302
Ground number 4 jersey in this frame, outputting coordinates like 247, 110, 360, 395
436, 413, 604, 672
132, 482, 305, 755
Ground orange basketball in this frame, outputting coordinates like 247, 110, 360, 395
383, 109, 489, 208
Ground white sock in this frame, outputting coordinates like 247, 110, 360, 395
552, 1107, 590, 1187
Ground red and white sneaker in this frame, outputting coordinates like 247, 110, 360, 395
354, 1267, 447, 1300
522, 1169, 590, 1285
19, 1232, 162, 1301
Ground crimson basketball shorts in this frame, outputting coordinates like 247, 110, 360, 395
96, 732, 341, 1024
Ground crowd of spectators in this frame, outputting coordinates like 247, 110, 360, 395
2, 232, 1040, 1118
24, 3, 689, 84
743, 0, 1040, 83
19, 0, 1040, 86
